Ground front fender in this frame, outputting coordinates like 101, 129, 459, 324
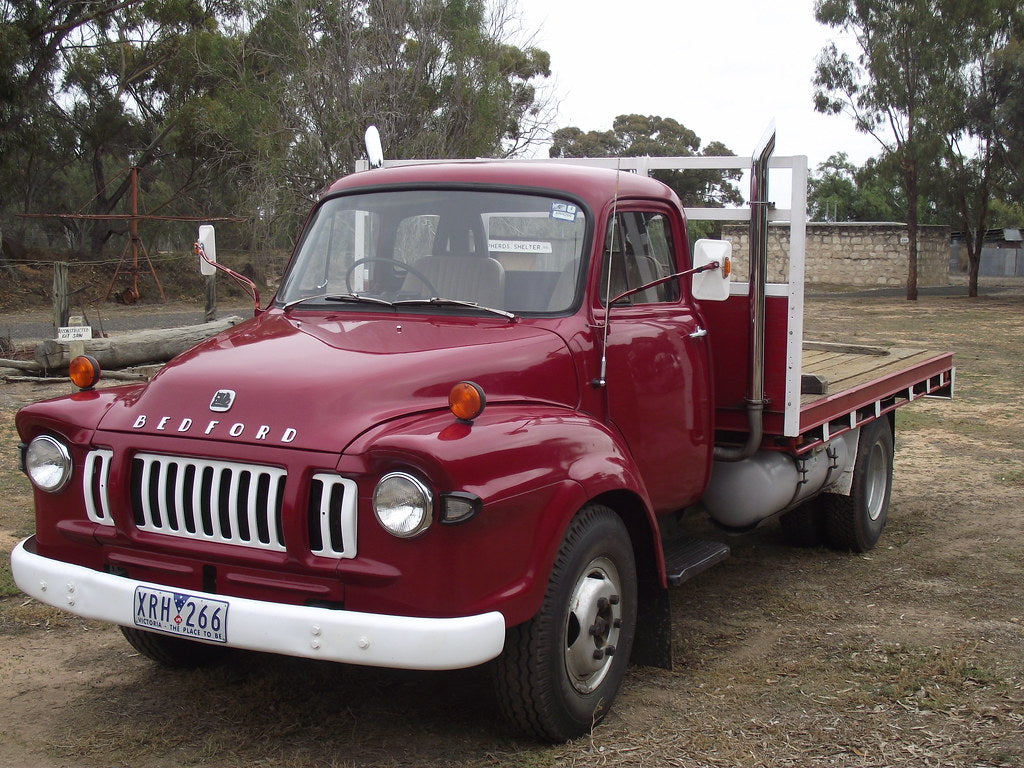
342, 405, 660, 626
16, 384, 144, 445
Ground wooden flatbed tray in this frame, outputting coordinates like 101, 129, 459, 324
795, 341, 954, 450
800, 342, 941, 404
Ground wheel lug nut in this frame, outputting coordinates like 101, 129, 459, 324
592, 648, 605, 660
605, 644, 616, 656
613, 618, 622, 628
609, 594, 620, 605
597, 597, 609, 610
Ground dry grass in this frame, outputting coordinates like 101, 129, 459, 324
1, 289, 1022, 767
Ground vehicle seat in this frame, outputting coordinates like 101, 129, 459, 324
547, 259, 580, 311
601, 251, 665, 303
403, 255, 506, 308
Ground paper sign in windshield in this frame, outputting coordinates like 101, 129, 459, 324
488, 239, 553, 254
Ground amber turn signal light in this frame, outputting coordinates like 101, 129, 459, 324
69, 355, 101, 390
721, 256, 732, 278
449, 381, 485, 422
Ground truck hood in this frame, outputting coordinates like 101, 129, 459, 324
95, 311, 579, 452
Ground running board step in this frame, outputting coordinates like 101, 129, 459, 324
663, 538, 730, 586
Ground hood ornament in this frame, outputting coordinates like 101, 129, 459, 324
209, 389, 236, 412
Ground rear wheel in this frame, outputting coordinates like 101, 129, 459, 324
120, 626, 228, 668
492, 504, 637, 741
822, 417, 894, 552
779, 499, 826, 547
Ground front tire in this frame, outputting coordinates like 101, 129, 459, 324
120, 626, 228, 668
492, 504, 638, 741
822, 417, 894, 552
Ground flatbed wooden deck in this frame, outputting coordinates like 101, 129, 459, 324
794, 341, 954, 450
800, 343, 941, 405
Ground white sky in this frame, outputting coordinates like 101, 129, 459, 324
512, 0, 882, 172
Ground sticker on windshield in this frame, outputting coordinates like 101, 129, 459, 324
550, 202, 578, 222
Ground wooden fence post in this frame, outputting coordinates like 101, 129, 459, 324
205, 272, 216, 322
52, 261, 69, 337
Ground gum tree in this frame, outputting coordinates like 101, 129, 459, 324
813, 0, 965, 300
549, 114, 742, 239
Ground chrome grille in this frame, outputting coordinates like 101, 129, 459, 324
130, 453, 286, 552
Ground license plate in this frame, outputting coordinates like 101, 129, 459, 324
133, 586, 229, 643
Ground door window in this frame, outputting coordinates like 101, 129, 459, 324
599, 211, 679, 304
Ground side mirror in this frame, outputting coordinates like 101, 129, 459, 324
365, 125, 384, 169
198, 225, 217, 276
691, 239, 732, 301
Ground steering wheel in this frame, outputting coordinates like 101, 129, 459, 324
344, 258, 440, 297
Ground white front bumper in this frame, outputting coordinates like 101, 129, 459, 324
11, 538, 506, 670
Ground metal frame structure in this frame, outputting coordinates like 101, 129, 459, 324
18, 166, 242, 303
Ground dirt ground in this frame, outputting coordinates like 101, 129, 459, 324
0, 285, 1022, 768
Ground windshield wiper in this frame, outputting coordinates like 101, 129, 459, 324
282, 293, 395, 311
393, 297, 519, 322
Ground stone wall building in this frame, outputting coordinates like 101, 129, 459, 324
720, 222, 950, 288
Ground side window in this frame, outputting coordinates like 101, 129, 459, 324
599, 211, 679, 304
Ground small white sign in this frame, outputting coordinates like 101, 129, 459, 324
57, 326, 92, 342
488, 239, 553, 254
68, 315, 84, 326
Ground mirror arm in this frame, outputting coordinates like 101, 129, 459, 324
591, 260, 719, 389
194, 241, 262, 312
608, 261, 719, 306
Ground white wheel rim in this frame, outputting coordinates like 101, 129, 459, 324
865, 441, 889, 522
563, 556, 622, 694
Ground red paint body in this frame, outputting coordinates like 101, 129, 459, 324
14, 161, 952, 642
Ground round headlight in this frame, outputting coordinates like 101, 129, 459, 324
373, 472, 433, 538
25, 435, 72, 493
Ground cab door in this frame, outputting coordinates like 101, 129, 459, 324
596, 207, 713, 512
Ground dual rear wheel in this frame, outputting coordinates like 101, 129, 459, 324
780, 416, 895, 552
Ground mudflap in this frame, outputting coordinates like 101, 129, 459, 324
632, 583, 674, 669
631, 538, 731, 670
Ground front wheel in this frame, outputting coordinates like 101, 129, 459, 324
492, 504, 637, 741
822, 417, 894, 552
120, 626, 228, 668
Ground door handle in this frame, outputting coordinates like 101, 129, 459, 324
689, 327, 708, 339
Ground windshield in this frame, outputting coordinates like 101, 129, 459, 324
276, 189, 588, 314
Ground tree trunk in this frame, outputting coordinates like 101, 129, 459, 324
905, 164, 919, 301
34, 317, 242, 371
0, 228, 16, 282
967, 246, 981, 298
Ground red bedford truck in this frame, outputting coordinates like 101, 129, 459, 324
11, 131, 953, 741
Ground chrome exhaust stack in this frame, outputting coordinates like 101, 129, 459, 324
714, 124, 775, 462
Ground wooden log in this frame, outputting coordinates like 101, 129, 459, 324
34, 316, 243, 370
1, 375, 54, 384
0, 357, 43, 372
